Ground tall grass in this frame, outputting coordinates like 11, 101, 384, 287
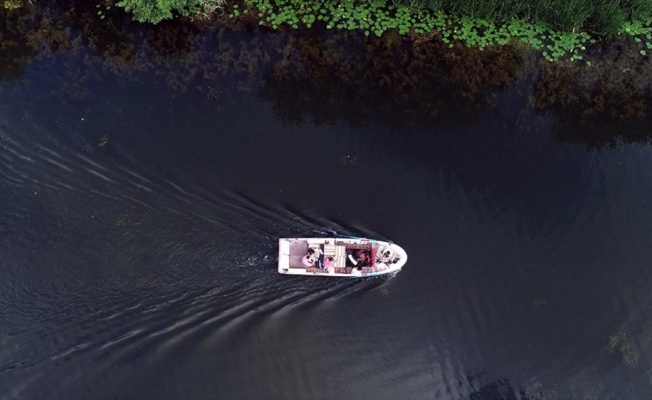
590, 0, 627, 35
626, 0, 652, 19
407, 0, 652, 35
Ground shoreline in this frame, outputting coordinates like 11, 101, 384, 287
2, 0, 652, 146
5, 0, 652, 62
101, 0, 652, 62
229, 0, 652, 62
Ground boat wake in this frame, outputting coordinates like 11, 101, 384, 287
0, 113, 398, 399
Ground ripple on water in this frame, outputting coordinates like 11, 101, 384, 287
0, 115, 390, 397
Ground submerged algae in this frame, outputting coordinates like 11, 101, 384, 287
3, 0, 652, 147
259, 28, 526, 129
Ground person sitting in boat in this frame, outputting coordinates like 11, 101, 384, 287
323, 256, 335, 269
354, 250, 371, 266
377, 247, 394, 263
301, 254, 315, 267
302, 247, 322, 267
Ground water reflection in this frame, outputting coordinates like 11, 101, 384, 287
2, 3, 652, 399
258, 31, 526, 129
0, 5, 37, 82
533, 43, 652, 147
0, 111, 391, 397
4, 0, 652, 147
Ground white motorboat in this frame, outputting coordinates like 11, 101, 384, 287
278, 237, 407, 277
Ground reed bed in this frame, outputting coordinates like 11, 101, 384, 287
399, 0, 652, 35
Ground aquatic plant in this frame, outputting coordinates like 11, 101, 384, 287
95, 3, 112, 20
6, 0, 652, 148
0, 2, 36, 81
258, 28, 525, 130
102, 0, 652, 64
101, 0, 652, 65
237, 0, 574, 61
1, 0, 27, 9
531, 29, 652, 148
232, 0, 652, 62
621, 17, 652, 55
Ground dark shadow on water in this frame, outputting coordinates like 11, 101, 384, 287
465, 371, 539, 400
259, 29, 526, 131
469, 379, 521, 400
551, 116, 652, 149
533, 40, 652, 148
4, 0, 652, 148
0, 5, 39, 82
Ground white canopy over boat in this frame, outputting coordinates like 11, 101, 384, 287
278, 237, 407, 277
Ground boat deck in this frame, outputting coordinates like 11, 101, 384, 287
279, 237, 404, 277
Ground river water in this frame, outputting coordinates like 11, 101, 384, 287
1, 14, 651, 400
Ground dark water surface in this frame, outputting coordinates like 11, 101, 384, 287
1, 20, 652, 400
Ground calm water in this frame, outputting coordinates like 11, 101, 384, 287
1, 18, 652, 400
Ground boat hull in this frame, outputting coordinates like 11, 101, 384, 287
278, 237, 407, 277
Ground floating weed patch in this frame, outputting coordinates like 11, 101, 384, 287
234, 0, 652, 62
622, 18, 652, 55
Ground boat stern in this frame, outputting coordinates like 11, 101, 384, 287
278, 238, 291, 273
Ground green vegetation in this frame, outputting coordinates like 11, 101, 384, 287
232, 0, 652, 61
115, 0, 205, 23
96, 3, 112, 20
111, 0, 652, 62
402, 0, 650, 36
2, 0, 28, 9
112, 0, 229, 23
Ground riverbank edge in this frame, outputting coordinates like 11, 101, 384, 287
218, 0, 652, 63
4, 0, 652, 146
